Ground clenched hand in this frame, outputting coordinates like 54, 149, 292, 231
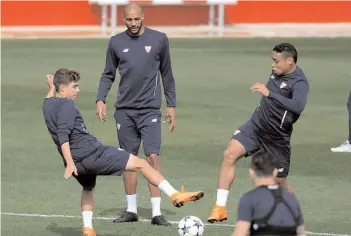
250, 82, 270, 97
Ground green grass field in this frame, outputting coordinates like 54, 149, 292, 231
2, 38, 351, 236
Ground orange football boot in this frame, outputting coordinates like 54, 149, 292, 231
170, 186, 204, 208
207, 205, 228, 223
82, 227, 96, 236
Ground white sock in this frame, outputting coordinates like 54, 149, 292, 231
216, 189, 229, 206
82, 211, 93, 228
157, 180, 177, 197
126, 194, 137, 214
151, 197, 162, 217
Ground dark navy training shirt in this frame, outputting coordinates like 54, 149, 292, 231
237, 185, 304, 235
251, 66, 309, 137
43, 97, 103, 163
97, 27, 176, 109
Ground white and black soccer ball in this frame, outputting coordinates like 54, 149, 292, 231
178, 216, 204, 236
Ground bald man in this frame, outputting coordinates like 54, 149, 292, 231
96, 3, 176, 226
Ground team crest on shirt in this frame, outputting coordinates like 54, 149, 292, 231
280, 82, 287, 89
145, 46, 152, 53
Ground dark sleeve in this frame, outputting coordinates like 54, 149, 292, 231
56, 100, 76, 145
268, 80, 309, 114
96, 37, 119, 103
159, 34, 176, 107
237, 194, 253, 222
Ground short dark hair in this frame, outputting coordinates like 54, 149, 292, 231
273, 43, 298, 63
251, 151, 276, 177
54, 68, 80, 92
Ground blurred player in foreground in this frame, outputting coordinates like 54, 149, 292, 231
42, 69, 203, 236
232, 152, 306, 236
96, 2, 176, 225
330, 89, 351, 152
208, 43, 309, 223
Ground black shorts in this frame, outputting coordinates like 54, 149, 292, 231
231, 120, 291, 178
114, 108, 161, 156
73, 145, 130, 190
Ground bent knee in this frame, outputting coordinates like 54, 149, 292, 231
125, 155, 148, 171
223, 139, 247, 162
146, 153, 159, 163
222, 139, 247, 163
223, 149, 240, 164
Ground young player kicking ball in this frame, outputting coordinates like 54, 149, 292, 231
42, 69, 204, 236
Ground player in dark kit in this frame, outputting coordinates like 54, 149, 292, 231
96, 3, 176, 225
42, 69, 203, 236
232, 152, 306, 236
208, 43, 309, 223
330, 89, 351, 152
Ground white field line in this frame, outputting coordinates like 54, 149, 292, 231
1, 212, 350, 236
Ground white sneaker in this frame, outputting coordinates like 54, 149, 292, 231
331, 140, 351, 152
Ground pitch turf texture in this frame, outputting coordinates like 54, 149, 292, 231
2, 38, 351, 236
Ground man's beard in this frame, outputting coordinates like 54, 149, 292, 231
127, 21, 143, 36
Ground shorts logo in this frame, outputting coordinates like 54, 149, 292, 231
233, 130, 241, 136
151, 118, 157, 123
145, 46, 151, 53
117, 123, 121, 130
278, 168, 284, 173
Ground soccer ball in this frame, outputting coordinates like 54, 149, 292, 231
178, 216, 204, 236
